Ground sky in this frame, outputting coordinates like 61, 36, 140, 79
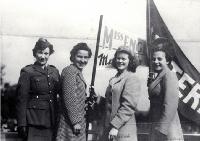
1, 0, 200, 86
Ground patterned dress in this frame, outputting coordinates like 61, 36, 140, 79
56, 64, 87, 141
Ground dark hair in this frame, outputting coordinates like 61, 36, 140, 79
32, 38, 54, 57
112, 46, 138, 72
70, 42, 92, 62
152, 37, 173, 63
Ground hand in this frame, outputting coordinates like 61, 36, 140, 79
154, 129, 167, 140
147, 77, 153, 86
108, 127, 118, 140
73, 123, 81, 135
17, 126, 28, 139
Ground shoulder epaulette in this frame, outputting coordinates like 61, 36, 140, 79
24, 64, 32, 67
21, 64, 33, 73
49, 65, 57, 68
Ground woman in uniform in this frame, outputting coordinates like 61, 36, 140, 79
148, 38, 184, 141
56, 42, 92, 141
16, 38, 60, 141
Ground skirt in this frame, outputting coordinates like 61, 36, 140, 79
27, 126, 53, 141
56, 114, 86, 141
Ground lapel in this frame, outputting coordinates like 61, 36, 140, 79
33, 62, 47, 75
77, 72, 86, 87
46, 65, 54, 75
110, 70, 129, 87
148, 69, 166, 93
71, 64, 87, 88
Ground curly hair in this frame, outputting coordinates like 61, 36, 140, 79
70, 42, 92, 62
112, 47, 138, 72
152, 37, 173, 64
32, 38, 54, 57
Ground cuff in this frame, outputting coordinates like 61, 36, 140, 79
110, 116, 123, 129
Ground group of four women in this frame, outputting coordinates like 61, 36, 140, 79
16, 37, 184, 141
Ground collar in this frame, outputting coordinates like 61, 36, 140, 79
71, 64, 87, 86
33, 62, 53, 75
110, 70, 129, 86
148, 68, 168, 92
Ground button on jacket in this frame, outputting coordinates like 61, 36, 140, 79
16, 63, 60, 128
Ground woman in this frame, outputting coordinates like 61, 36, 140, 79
16, 38, 60, 141
56, 43, 92, 141
148, 38, 184, 141
99, 46, 141, 141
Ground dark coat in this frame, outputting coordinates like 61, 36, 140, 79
100, 71, 141, 141
148, 68, 184, 141
56, 64, 87, 141
16, 63, 60, 140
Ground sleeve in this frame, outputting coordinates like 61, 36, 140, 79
110, 75, 141, 129
158, 72, 179, 134
61, 68, 82, 125
54, 69, 61, 118
55, 69, 61, 95
16, 69, 30, 127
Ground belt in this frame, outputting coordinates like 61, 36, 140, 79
30, 94, 53, 100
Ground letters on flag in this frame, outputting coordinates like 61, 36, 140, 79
147, 0, 200, 124
94, 20, 147, 96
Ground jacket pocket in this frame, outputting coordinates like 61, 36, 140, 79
26, 100, 51, 128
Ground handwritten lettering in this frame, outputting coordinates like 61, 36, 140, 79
98, 53, 112, 66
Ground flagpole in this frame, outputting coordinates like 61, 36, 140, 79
146, 0, 154, 86
91, 15, 103, 87
86, 15, 103, 141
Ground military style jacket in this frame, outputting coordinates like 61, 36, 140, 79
16, 63, 60, 128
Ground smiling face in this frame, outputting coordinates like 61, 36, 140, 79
152, 51, 168, 73
73, 50, 90, 70
35, 47, 50, 66
115, 52, 130, 73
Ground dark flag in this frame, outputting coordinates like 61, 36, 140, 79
147, 0, 200, 124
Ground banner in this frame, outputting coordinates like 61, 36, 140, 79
93, 18, 148, 96
147, 0, 200, 124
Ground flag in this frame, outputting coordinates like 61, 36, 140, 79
147, 0, 200, 124
93, 17, 144, 96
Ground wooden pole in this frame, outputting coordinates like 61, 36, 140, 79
91, 15, 103, 87
86, 15, 103, 141
146, 0, 154, 86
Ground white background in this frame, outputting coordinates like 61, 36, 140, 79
1, 0, 200, 111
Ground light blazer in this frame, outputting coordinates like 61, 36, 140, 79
102, 70, 141, 141
148, 67, 184, 140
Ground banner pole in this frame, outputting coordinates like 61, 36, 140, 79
146, 0, 154, 86
86, 15, 103, 141
91, 15, 103, 87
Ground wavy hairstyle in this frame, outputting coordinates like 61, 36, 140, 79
112, 46, 138, 72
32, 38, 54, 57
152, 37, 173, 64
70, 42, 92, 62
